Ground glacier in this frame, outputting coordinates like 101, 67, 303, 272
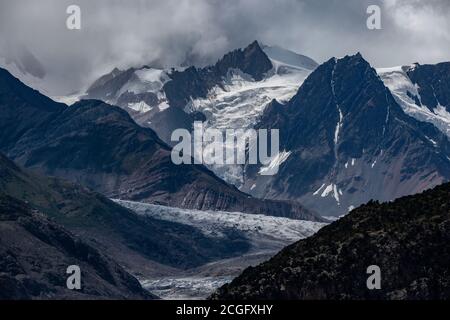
377, 66, 450, 137
115, 200, 325, 299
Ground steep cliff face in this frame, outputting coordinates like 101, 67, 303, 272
212, 182, 450, 300
243, 54, 450, 216
0, 152, 252, 273
406, 62, 450, 112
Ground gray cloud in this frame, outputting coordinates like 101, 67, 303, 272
0, 0, 449, 95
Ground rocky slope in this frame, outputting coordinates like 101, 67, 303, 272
212, 182, 450, 300
0, 194, 154, 300
117, 199, 325, 299
86, 41, 273, 110
83, 41, 317, 154
243, 54, 450, 217
0, 67, 321, 221
0, 152, 255, 274
378, 62, 450, 137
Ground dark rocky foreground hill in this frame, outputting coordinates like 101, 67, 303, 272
0, 67, 320, 222
0, 194, 155, 300
212, 182, 450, 300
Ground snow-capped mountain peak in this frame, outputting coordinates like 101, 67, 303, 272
81, 42, 318, 186
261, 44, 319, 74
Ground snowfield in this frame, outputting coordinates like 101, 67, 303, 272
378, 66, 450, 137
185, 46, 317, 185
140, 276, 234, 300
114, 200, 326, 299
115, 200, 325, 251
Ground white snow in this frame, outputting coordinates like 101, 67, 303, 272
313, 183, 326, 195
158, 101, 170, 111
424, 136, 438, 146
0, 56, 51, 96
51, 93, 81, 106
127, 101, 153, 113
371, 159, 377, 168
135, 68, 170, 85
323, 216, 342, 222
262, 45, 319, 72
115, 200, 326, 250
334, 108, 344, 145
110, 67, 171, 113
141, 276, 233, 300
333, 184, 341, 204
187, 67, 310, 131
258, 150, 291, 175
319, 183, 341, 204
378, 66, 450, 137
120, 67, 169, 96
186, 48, 316, 185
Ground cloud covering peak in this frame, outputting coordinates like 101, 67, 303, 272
0, 0, 449, 95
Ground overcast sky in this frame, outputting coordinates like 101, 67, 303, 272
0, 0, 449, 95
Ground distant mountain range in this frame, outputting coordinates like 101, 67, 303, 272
378, 62, 450, 137
212, 181, 450, 300
2, 39, 450, 300
0, 151, 256, 281
83, 42, 318, 188
82, 41, 450, 217
0, 66, 320, 221
243, 54, 450, 216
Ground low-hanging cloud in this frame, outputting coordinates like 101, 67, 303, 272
0, 0, 449, 95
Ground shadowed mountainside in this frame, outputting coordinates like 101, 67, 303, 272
0, 194, 156, 300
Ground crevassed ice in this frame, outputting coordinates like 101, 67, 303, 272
186, 59, 313, 186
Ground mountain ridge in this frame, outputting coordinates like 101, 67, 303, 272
0, 67, 322, 222
242, 53, 450, 216
212, 181, 450, 300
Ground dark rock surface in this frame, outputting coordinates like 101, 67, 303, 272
212, 182, 450, 300
164, 41, 272, 108
0, 194, 155, 300
84, 41, 273, 146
